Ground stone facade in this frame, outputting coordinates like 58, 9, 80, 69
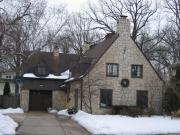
20, 89, 29, 112
52, 90, 67, 109
69, 17, 163, 114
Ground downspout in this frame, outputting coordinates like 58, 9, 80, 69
80, 78, 83, 110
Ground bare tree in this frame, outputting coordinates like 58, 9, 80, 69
87, 0, 157, 43
0, 0, 47, 93
66, 12, 101, 55
82, 74, 104, 113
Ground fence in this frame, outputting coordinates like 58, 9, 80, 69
0, 95, 20, 108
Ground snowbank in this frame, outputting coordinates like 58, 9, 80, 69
48, 109, 58, 114
0, 108, 24, 114
57, 109, 70, 116
71, 111, 180, 135
0, 113, 18, 135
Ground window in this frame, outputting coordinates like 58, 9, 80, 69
136, 90, 148, 108
100, 89, 112, 107
106, 63, 119, 77
131, 65, 143, 78
37, 63, 46, 76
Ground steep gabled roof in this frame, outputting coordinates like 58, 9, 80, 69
70, 32, 162, 81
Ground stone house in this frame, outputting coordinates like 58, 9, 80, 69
67, 16, 163, 114
20, 16, 163, 114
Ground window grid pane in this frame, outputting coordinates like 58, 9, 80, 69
106, 63, 119, 77
131, 65, 143, 78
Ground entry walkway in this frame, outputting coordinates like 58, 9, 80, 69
17, 112, 90, 135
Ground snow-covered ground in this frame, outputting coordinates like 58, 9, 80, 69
58, 109, 180, 135
0, 113, 18, 135
0, 108, 24, 114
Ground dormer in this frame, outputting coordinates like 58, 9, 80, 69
35, 62, 48, 77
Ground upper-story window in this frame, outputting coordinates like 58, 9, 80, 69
37, 62, 46, 76
131, 65, 143, 78
106, 63, 119, 77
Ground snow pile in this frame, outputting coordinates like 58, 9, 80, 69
23, 73, 37, 78
0, 108, 24, 114
61, 69, 71, 77
71, 111, 180, 135
57, 109, 70, 116
0, 113, 18, 135
49, 109, 58, 114
64, 77, 74, 83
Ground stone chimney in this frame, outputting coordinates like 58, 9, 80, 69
117, 15, 130, 37
53, 45, 59, 57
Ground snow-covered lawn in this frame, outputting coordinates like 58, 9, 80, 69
0, 108, 24, 114
58, 110, 180, 135
0, 113, 18, 135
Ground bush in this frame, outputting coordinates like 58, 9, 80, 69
3, 82, 11, 96
163, 89, 180, 114
113, 106, 145, 116
67, 107, 78, 114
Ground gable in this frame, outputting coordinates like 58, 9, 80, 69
86, 32, 162, 83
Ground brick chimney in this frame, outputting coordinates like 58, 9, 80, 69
53, 45, 59, 57
117, 15, 130, 37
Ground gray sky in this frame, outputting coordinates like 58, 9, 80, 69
47, 0, 95, 11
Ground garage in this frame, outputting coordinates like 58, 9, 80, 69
29, 90, 52, 111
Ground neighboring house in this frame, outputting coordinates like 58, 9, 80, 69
20, 51, 80, 111
0, 70, 16, 95
21, 16, 164, 114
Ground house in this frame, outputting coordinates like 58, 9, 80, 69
20, 51, 80, 111
67, 16, 163, 114
0, 69, 16, 95
21, 16, 163, 114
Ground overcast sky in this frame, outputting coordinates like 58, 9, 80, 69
47, 0, 95, 11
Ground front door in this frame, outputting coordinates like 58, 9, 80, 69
29, 90, 52, 111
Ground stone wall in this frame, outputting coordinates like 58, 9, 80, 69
52, 90, 67, 109
69, 81, 81, 108
20, 89, 29, 112
80, 17, 163, 114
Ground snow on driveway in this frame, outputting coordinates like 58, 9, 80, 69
0, 113, 18, 135
59, 110, 180, 135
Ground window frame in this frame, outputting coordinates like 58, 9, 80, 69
106, 63, 119, 77
100, 89, 113, 108
36, 62, 47, 76
131, 64, 143, 78
136, 90, 148, 109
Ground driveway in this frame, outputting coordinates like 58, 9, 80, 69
17, 112, 90, 135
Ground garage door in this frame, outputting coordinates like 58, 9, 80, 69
29, 90, 52, 111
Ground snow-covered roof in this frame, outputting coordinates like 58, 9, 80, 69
23, 72, 69, 80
